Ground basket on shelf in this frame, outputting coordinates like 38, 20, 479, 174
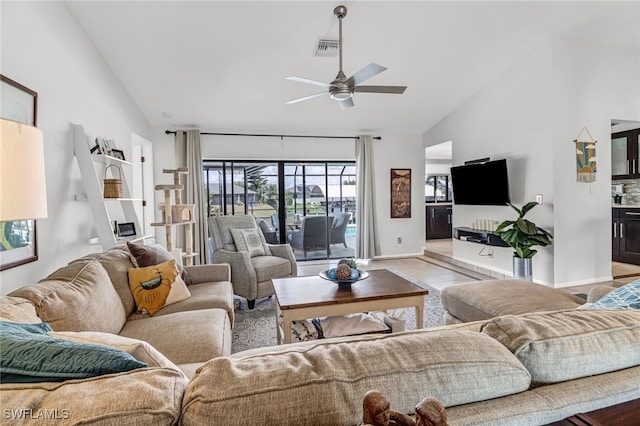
103, 164, 123, 198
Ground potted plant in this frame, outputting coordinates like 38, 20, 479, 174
495, 201, 553, 280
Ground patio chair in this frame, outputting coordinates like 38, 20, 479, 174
329, 212, 352, 248
256, 217, 278, 244
209, 215, 297, 309
289, 215, 332, 258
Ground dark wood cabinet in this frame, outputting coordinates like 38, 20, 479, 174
426, 204, 452, 239
612, 128, 640, 179
612, 208, 640, 265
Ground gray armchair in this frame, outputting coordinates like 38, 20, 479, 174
289, 215, 332, 258
208, 215, 297, 309
329, 212, 352, 248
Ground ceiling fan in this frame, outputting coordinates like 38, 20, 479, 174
286, 5, 407, 110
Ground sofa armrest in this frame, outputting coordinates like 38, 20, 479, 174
184, 263, 231, 285
267, 244, 297, 276
587, 285, 617, 303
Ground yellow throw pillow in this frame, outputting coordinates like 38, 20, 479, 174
128, 259, 180, 316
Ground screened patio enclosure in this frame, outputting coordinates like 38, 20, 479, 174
203, 160, 357, 261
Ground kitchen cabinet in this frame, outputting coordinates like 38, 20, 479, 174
426, 204, 452, 239
612, 208, 640, 265
612, 128, 640, 178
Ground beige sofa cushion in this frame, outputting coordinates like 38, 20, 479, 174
119, 309, 232, 365
0, 368, 186, 425
482, 309, 640, 385
76, 247, 137, 315
9, 259, 126, 334
126, 281, 234, 324
181, 330, 531, 425
0, 296, 41, 323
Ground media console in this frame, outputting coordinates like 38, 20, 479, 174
453, 227, 509, 247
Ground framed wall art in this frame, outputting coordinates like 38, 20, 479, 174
0, 74, 40, 270
390, 168, 411, 218
117, 222, 136, 237
111, 149, 125, 161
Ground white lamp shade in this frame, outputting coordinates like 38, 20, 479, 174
0, 118, 48, 221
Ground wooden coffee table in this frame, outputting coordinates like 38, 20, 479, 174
272, 269, 429, 344
547, 398, 640, 425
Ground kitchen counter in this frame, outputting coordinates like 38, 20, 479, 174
613, 204, 640, 208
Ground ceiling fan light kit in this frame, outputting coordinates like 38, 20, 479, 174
286, 4, 407, 109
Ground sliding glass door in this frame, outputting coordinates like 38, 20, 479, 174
203, 160, 356, 261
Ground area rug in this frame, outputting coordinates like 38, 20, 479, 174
231, 268, 446, 354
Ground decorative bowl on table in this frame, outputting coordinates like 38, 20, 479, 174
319, 267, 369, 285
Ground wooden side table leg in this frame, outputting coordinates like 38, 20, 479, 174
282, 312, 292, 344
416, 297, 425, 329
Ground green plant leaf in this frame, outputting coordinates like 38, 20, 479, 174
516, 218, 537, 235
495, 220, 514, 232
508, 203, 522, 216
520, 201, 539, 217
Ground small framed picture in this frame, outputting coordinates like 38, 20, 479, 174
102, 138, 113, 156
111, 149, 125, 161
117, 222, 136, 237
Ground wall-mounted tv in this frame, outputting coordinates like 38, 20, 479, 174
450, 159, 510, 205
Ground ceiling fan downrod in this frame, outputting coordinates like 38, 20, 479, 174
330, 5, 352, 101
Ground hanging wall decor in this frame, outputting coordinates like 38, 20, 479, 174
390, 168, 411, 218
574, 127, 597, 183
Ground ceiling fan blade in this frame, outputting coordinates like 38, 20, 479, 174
285, 76, 330, 88
346, 63, 387, 86
286, 91, 328, 105
355, 85, 407, 94
338, 97, 354, 110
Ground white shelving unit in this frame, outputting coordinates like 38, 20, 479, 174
151, 168, 198, 266
72, 123, 151, 250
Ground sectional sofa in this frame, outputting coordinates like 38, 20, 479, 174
1, 247, 639, 425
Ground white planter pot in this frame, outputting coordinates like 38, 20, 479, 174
513, 257, 532, 281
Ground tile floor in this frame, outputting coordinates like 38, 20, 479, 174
296, 238, 640, 296
297, 255, 491, 293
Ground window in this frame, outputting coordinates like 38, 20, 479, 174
203, 160, 356, 261
425, 175, 452, 202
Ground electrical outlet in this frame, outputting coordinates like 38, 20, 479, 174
397, 237, 402, 244
536, 194, 543, 205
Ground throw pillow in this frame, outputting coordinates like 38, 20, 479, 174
230, 228, 271, 257
0, 321, 146, 383
126, 241, 192, 285
321, 313, 390, 338
128, 259, 189, 316
588, 279, 640, 310
48, 331, 183, 374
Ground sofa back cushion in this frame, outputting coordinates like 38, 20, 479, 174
76, 247, 138, 315
1, 368, 186, 425
481, 309, 640, 385
9, 259, 126, 334
0, 296, 41, 323
182, 329, 531, 425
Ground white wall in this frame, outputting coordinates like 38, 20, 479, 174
150, 128, 426, 257
423, 36, 640, 287
0, 2, 151, 295
551, 37, 640, 286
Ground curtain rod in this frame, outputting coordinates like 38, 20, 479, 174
164, 130, 381, 140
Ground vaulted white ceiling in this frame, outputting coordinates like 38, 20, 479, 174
65, 1, 640, 135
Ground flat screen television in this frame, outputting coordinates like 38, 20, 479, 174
450, 159, 510, 205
